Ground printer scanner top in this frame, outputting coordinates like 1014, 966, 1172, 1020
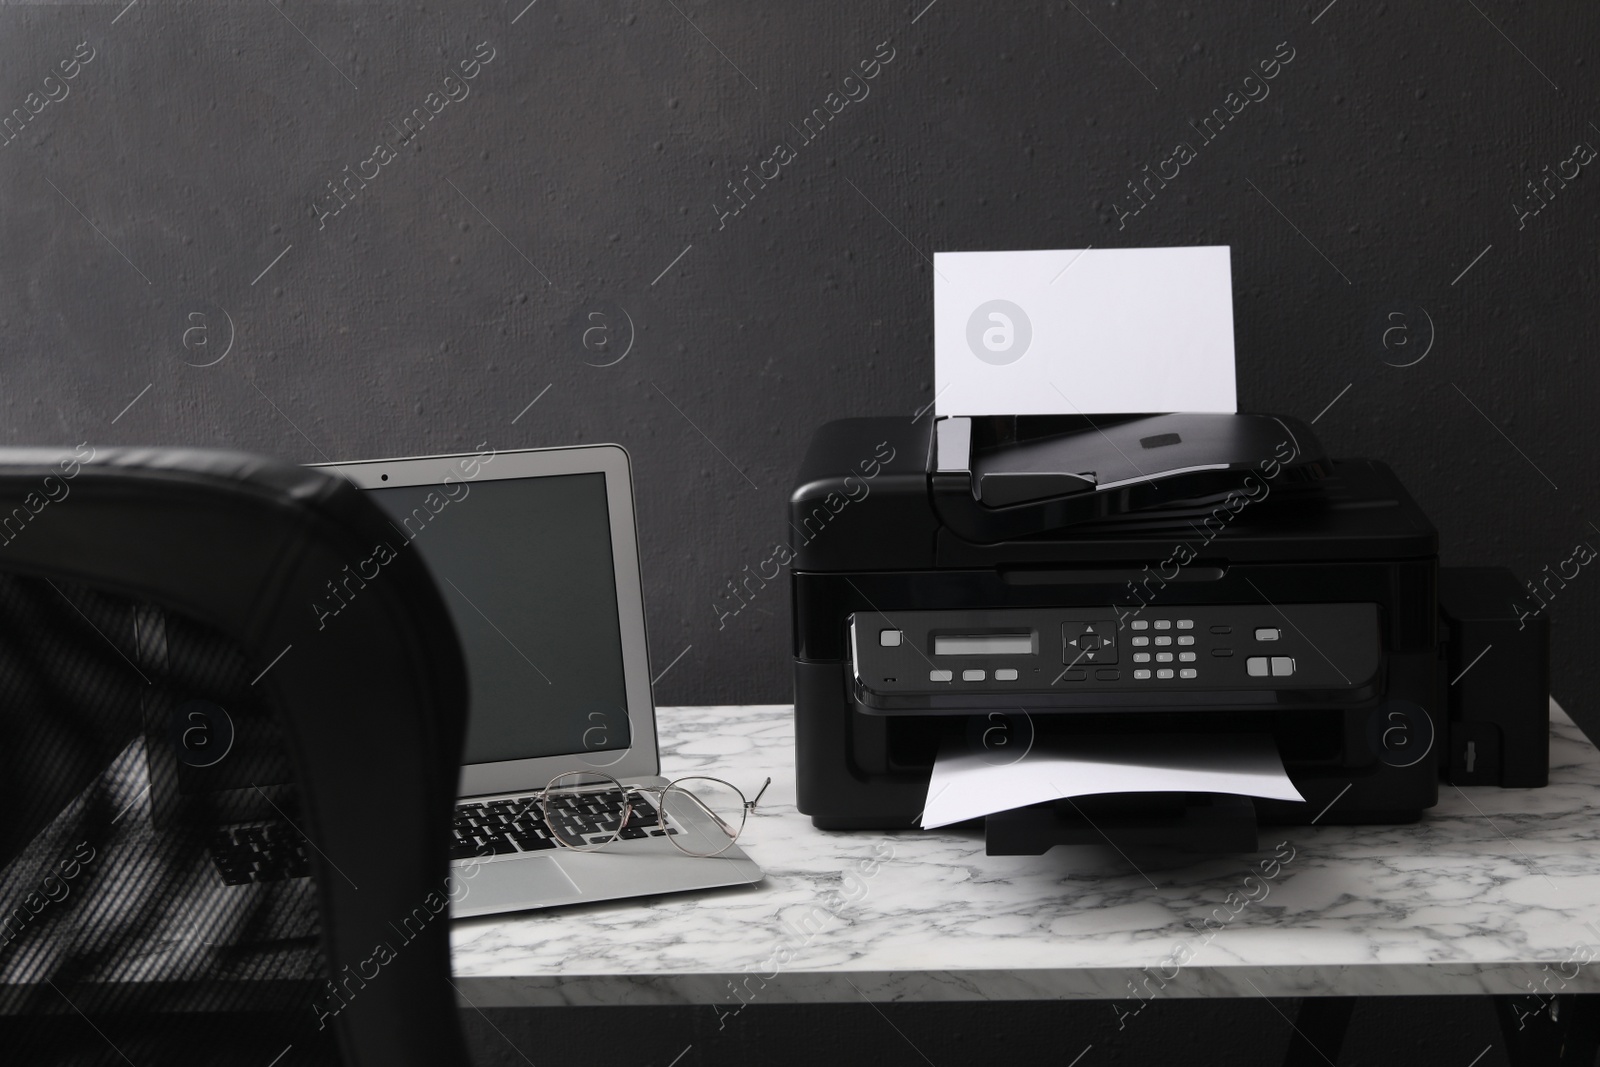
789, 412, 1438, 573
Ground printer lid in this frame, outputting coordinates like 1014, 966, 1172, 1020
786, 415, 1438, 572
930, 413, 1327, 543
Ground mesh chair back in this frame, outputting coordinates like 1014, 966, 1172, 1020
0, 448, 470, 1067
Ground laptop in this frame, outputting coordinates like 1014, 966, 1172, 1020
321, 444, 764, 916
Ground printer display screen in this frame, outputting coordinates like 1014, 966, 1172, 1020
933, 634, 1035, 656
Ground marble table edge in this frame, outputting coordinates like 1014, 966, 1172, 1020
450, 960, 1596, 1008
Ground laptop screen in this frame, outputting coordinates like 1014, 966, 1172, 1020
367, 472, 633, 765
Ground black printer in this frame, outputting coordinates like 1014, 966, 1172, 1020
789, 413, 1549, 853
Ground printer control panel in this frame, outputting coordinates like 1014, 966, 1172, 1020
848, 604, 1382, 712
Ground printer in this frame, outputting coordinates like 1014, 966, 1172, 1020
789, 412, 1549, 853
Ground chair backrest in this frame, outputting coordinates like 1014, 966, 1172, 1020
0, 446, 471, 1067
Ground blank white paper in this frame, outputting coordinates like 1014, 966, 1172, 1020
920, 733, 1303, 829
932, 246, 1237, 417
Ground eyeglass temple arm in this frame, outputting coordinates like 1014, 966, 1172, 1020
746, 776, 773, 811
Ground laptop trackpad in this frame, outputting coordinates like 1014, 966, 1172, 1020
450, 856, 582, 914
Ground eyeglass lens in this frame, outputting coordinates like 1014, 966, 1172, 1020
539, 771, 629, 851
661, 777, 748, 857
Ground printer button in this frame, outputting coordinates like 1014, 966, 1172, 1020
995, 668, 1018, 681
1179, 652, 1196, 662
1063, 669, 1087, 682
1210, 625, 1233, 635
1131, 636, 1150, 647
1156, 652, 1173, 663
1247, 656, 1269, 677
1212, 648, 1234, 658
1180, 668, 1197, 679
1064, 622, 1118, 665
1177, 619, 1194, 630
1177, 636, 1195, 646
880, 629, 902, 647
962, 669, 986, 682
1131, 620, 1149, 631
1094, 668, 1120, 681
929, 669, 953, 682
1133, 652, 1151, 663
1270, 656, 1296, 677
1255, 628, 1281, 641
1133, 669, 1152, 680
1156, 668, 1174, 679
1154, 636, 1172, 646
1154, 620, 1172, 630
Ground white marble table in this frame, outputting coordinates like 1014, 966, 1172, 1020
451, 700, 1600, 1009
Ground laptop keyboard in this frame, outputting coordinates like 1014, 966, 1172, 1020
450, 790, 677, 861
209, 825, 311, 885
207, 791, 679, 885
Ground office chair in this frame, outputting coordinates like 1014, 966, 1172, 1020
0, 447, 472, 1066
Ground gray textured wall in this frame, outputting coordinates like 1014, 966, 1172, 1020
2, 1, 1596, 734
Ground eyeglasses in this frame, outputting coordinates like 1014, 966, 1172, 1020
531, 771, 772, 858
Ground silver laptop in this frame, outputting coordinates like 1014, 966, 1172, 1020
324, 445, 763, 916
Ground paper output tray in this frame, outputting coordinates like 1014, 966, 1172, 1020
984, 793, 1259, 855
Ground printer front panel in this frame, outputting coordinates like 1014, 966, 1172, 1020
848, 604, 1382, 712
794, 564, 1441, 830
